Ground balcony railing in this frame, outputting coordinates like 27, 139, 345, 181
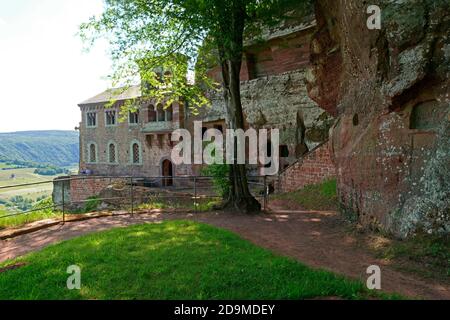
141, 121, 180, 133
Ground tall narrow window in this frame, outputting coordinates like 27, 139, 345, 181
105, 110, 116, 126
157, 104, 165, 122
148, 105, 156, 122
87, 112, 97, 127
132, 143, 141, 164
89, 143, 97, 163
129, 110, 139, 124
166, 105, 173, 121
108, 143, 117, 163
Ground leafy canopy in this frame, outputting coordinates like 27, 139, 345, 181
79, 0, 312, 114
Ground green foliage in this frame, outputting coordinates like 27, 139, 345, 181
32, 197, 55, 214
137, 200, 169, 210
194, 199, 221, 212
79, 0, 313, 116
319, 179, 338, 198
34, 167, 69, 176
0, 198, 59, 229
83, 196, 101, 213
375, 234, 450, 280
201, 164, 230, 197
0, 220, 385, 300
0, 131, 79, 167
8, 196, 34, 211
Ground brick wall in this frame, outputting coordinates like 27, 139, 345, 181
278, 141, 336, 193
69, 176, 115, 204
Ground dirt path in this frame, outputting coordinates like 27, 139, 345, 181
1, 209, 448, 299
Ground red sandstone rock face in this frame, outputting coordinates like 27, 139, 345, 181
307, 0, 450, 238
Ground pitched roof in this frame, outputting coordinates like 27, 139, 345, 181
78, 85, 141, 106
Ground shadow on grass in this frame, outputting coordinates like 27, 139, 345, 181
0, 220, 395, 300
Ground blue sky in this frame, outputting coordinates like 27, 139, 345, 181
0, 0, 112, 132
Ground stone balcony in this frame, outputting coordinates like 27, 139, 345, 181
141, 121, 180, 133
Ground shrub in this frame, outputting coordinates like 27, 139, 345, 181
32, 197, 55, 214
83, 196, 101, 213
201, 164, 230, 198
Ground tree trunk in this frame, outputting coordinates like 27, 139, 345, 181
220, 55, 261, 213
212, 0, 261, 213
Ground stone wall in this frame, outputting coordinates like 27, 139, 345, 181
52, 176, 71, 209
307, 0, 450, 237
69, 176, 116, 205
52, 176, 114, 209
278, 141, 336, 193
204, 26, 335, 169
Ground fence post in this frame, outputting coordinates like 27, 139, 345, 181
194, 176, 197, 214
263, 175, 267, 211
130, 177, 134, 216
62, 180, 65, 224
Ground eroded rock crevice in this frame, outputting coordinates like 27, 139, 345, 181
307, 0, 450, 237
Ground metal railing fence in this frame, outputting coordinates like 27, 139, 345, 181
0, 175, 270, 224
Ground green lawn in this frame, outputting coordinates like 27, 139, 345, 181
0, 220, 380, 300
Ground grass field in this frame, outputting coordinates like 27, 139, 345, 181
0, 167, 57, 202
0, 220, 391, 300
0, 165, 72, 228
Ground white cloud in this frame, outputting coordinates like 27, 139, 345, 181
0, 18, 6, 26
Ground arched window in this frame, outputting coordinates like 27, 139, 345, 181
148, 105, 156, 122
166, 104, 173, 121
108, 143, 117, 163
157, 104, 165, 122
88, 143, 97, 163
131, 142, 141, 164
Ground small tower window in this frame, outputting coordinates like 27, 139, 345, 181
86, 112, 97, 127
105, 110, 117, 126
89, 143, 97, 163
129, 110, 139, 124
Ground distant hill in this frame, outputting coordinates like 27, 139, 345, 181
0, 131, 79, 167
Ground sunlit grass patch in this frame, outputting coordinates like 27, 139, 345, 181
0, 220, 387, 300
0, 198, 60, 229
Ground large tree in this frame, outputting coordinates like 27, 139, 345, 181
80, 0, 311, 213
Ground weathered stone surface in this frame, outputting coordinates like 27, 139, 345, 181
278, 141, 336, 193
208, 69, 334, 161
307, 0, 450, 237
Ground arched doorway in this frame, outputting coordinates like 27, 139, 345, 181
162, 159, 173, 187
